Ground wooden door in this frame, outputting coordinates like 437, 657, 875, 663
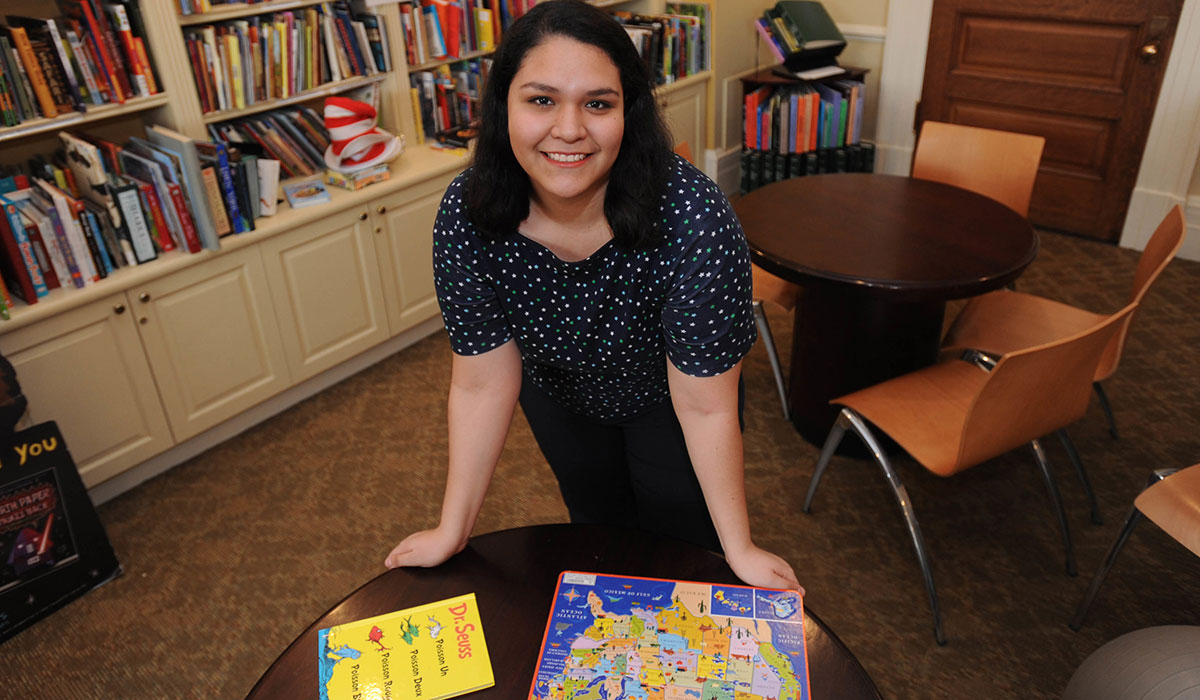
919, 0, 1182, 242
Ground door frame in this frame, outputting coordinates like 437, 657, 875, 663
873, 0, 1200, 261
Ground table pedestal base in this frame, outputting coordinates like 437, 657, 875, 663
789, 288, 945, 447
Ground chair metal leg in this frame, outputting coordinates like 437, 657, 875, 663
1068, 505, 1144, 630
1030, 439, 1077, 577
1069, 468, 1176, 630
1093, 382, 1119, 439
838, 409, 946, 645
1057, 429, 1102, 525
753, 300, 790, 421
803, 409, 848, 514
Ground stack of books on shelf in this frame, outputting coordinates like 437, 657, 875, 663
208, 105, 330, 179
741, 77, 873, 194
398, 0, 501, 66
410, 59, 488, 144
182, 1, 391, 115
611, 3, 709, 85
0, 125, 283, 316
0, 0, 161, 129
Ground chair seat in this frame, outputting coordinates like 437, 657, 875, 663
942, 289, 1107, 357
1136, 464, 1200, 557
835, 359, 989, 476
753, 264, 801, 311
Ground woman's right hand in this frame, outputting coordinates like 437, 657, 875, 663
384, 526, 468, 569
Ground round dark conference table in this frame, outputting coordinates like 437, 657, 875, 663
735, 173, 1038, 445
245, 524, 881, 700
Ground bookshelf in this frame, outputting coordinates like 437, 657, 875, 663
176, 0, 332, 26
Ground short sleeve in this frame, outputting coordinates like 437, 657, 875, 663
433, 175, 513, 356
660, 182, 757, 377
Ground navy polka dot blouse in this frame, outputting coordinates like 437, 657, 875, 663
433, 155, 757, 421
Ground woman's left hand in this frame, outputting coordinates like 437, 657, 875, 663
726, 542, 805, 595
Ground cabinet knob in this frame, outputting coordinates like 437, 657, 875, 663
358, 212, 368, 221
113, 303, 126, 315
139, 292, 151, 303
139, 317, 148, 325
375, 227, 382, 234
376, 205, 387, 215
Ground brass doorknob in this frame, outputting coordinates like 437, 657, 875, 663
358, 212, 368, 221
139, 292, 151, 303
376, 205, 387, 215
113, 303, 126, 315
1141, 42, 1160, 60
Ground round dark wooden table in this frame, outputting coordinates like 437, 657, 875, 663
735, 173, 1038, 445
245, 524, 881, 700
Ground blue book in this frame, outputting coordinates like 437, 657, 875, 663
196, 141, 247, 234
83, 209, 115, 275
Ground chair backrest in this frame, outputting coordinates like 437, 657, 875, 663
912, 121, 1046, 217
956, 302, 1138, 469
1135, 462, 1200, 557
1095, 205, 1186, 381
673, 141, 694, 164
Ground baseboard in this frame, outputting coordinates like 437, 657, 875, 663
1123, 187, 1200, 262
87, 316, 445, 505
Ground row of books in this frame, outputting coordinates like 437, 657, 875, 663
0, 0, 160, 128
183, 1, 391, 115
398, 0, 497, 67
744, 78, 865, 154
611, 3, 710, 86
177, 0, 287, 16
0, 125, 284, 316
208, 104, 331, 179
409, 59, 488, 143
740, 142, 875, 195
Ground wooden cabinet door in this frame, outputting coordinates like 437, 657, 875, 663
919, 0, 1183, 242
260, 206, 389, 382
0, 293, 173, 487
660, 80, 706, 154
133, 246, 291, 441
372, 173, 454, 335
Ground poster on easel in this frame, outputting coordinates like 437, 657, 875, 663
0, 422, 121, 644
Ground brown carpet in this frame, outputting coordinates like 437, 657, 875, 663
5, 229, 1200, 699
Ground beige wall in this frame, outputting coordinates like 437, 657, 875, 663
821, 0, 889, 27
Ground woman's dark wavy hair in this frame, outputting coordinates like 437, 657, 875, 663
465, 0, 674, 249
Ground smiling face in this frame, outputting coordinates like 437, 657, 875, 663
507, 35, 625, 211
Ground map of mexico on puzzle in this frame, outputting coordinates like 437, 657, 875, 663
529, 571, 810, 700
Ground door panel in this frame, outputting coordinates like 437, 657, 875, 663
920, 0, 1182, 241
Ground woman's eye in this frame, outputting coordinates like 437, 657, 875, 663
587, 100, 612, 110
530, 96, 553, 106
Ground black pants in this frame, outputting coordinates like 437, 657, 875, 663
518, 376, 744, 553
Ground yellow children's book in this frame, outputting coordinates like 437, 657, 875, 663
318, 592, 495, 700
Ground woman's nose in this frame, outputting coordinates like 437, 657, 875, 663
550, 107, 585, 141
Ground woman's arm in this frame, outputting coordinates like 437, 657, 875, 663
385, 340, 523, 568
667, 360, 803, 593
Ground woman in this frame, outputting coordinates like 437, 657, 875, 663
385, 0, 800, 591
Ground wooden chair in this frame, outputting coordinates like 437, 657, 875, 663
942, 206, 1186, 521
1070, 462, 1200, 630
912, 121, 1045, 217
803, 302, 1138, 645
674, 141, 797, 420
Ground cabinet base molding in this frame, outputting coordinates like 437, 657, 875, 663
87, 316, 444, 506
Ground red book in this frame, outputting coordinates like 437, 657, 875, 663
166, 182, 202, 253
24, 221, 61, 289
0, 202, 43, 304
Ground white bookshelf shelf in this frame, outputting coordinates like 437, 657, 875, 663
0, 94, 171, 144
201, 74, 387, 124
